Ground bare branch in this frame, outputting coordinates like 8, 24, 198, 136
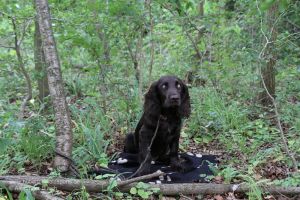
0, 44, 15, 49
11, 16, 33, 119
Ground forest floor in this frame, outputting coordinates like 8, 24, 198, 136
4, 130, 296, 199
104, 132, 292, 200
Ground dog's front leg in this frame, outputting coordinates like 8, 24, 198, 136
169, 130, 186, 172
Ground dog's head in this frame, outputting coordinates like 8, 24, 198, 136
144, 76, 191, 118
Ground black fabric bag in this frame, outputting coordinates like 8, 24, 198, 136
104, 152, 218, 183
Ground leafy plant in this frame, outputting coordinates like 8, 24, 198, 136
273, 172, 300, 187
129, 182, 160, 199
219, 166, 239, 184
238, 174, 265, 200
18, 188, 35, 200
0, 184, 13, 200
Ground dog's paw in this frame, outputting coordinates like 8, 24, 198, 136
170, 157, 188, 173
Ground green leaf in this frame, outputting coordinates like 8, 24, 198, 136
136, 182, 146, 189
130, 187, 137, 195
41, 179, 49, 188
115, 192, 123, 197
138, 189, 149, 199
107, 179, 117, 191
95, 173, 115, 180
181, 130, 188, 138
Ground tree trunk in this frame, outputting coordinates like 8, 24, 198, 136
259, 3, 278, 106
34, 18, 49, 102
35, 0, 73, 172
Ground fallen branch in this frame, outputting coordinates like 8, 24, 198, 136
0, 171, 164, 193
1, 175, 300, 195
0, 180, 63, 200
131, 183, 300, 196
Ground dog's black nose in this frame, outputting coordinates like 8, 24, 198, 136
170, 94, 179, 101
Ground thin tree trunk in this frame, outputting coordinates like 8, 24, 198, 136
35, 0, 73, 172
259, 3, 277, 106
125, 36, 143, 104
146, 0, 155, 82
11, 18, 33, 119
93, 5, 110, 114
34, 18, 49, 102
198, 0, 204, 17
196, 0, 205, 45
136, 32, 143, 104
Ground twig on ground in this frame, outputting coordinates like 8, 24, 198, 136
118, 170, 164, 187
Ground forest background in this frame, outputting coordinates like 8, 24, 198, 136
0, 0, 299, 199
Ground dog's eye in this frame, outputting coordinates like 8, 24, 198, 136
176, 84, 181, 89
162, 84, 167, 89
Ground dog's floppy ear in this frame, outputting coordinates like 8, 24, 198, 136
143, 81, 161, 124
180, 82, 191, 118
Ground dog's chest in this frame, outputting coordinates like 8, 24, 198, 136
159, 116, 180, 135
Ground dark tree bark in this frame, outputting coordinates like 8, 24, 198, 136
35, 0, 73, 172
34, 18, 49, 102
259, 3, 278, 106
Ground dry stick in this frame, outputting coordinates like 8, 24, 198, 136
256, 0, 298, 172
129, 116, 161, 178
0, 180, 63, 200
118, 170, 164, 187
